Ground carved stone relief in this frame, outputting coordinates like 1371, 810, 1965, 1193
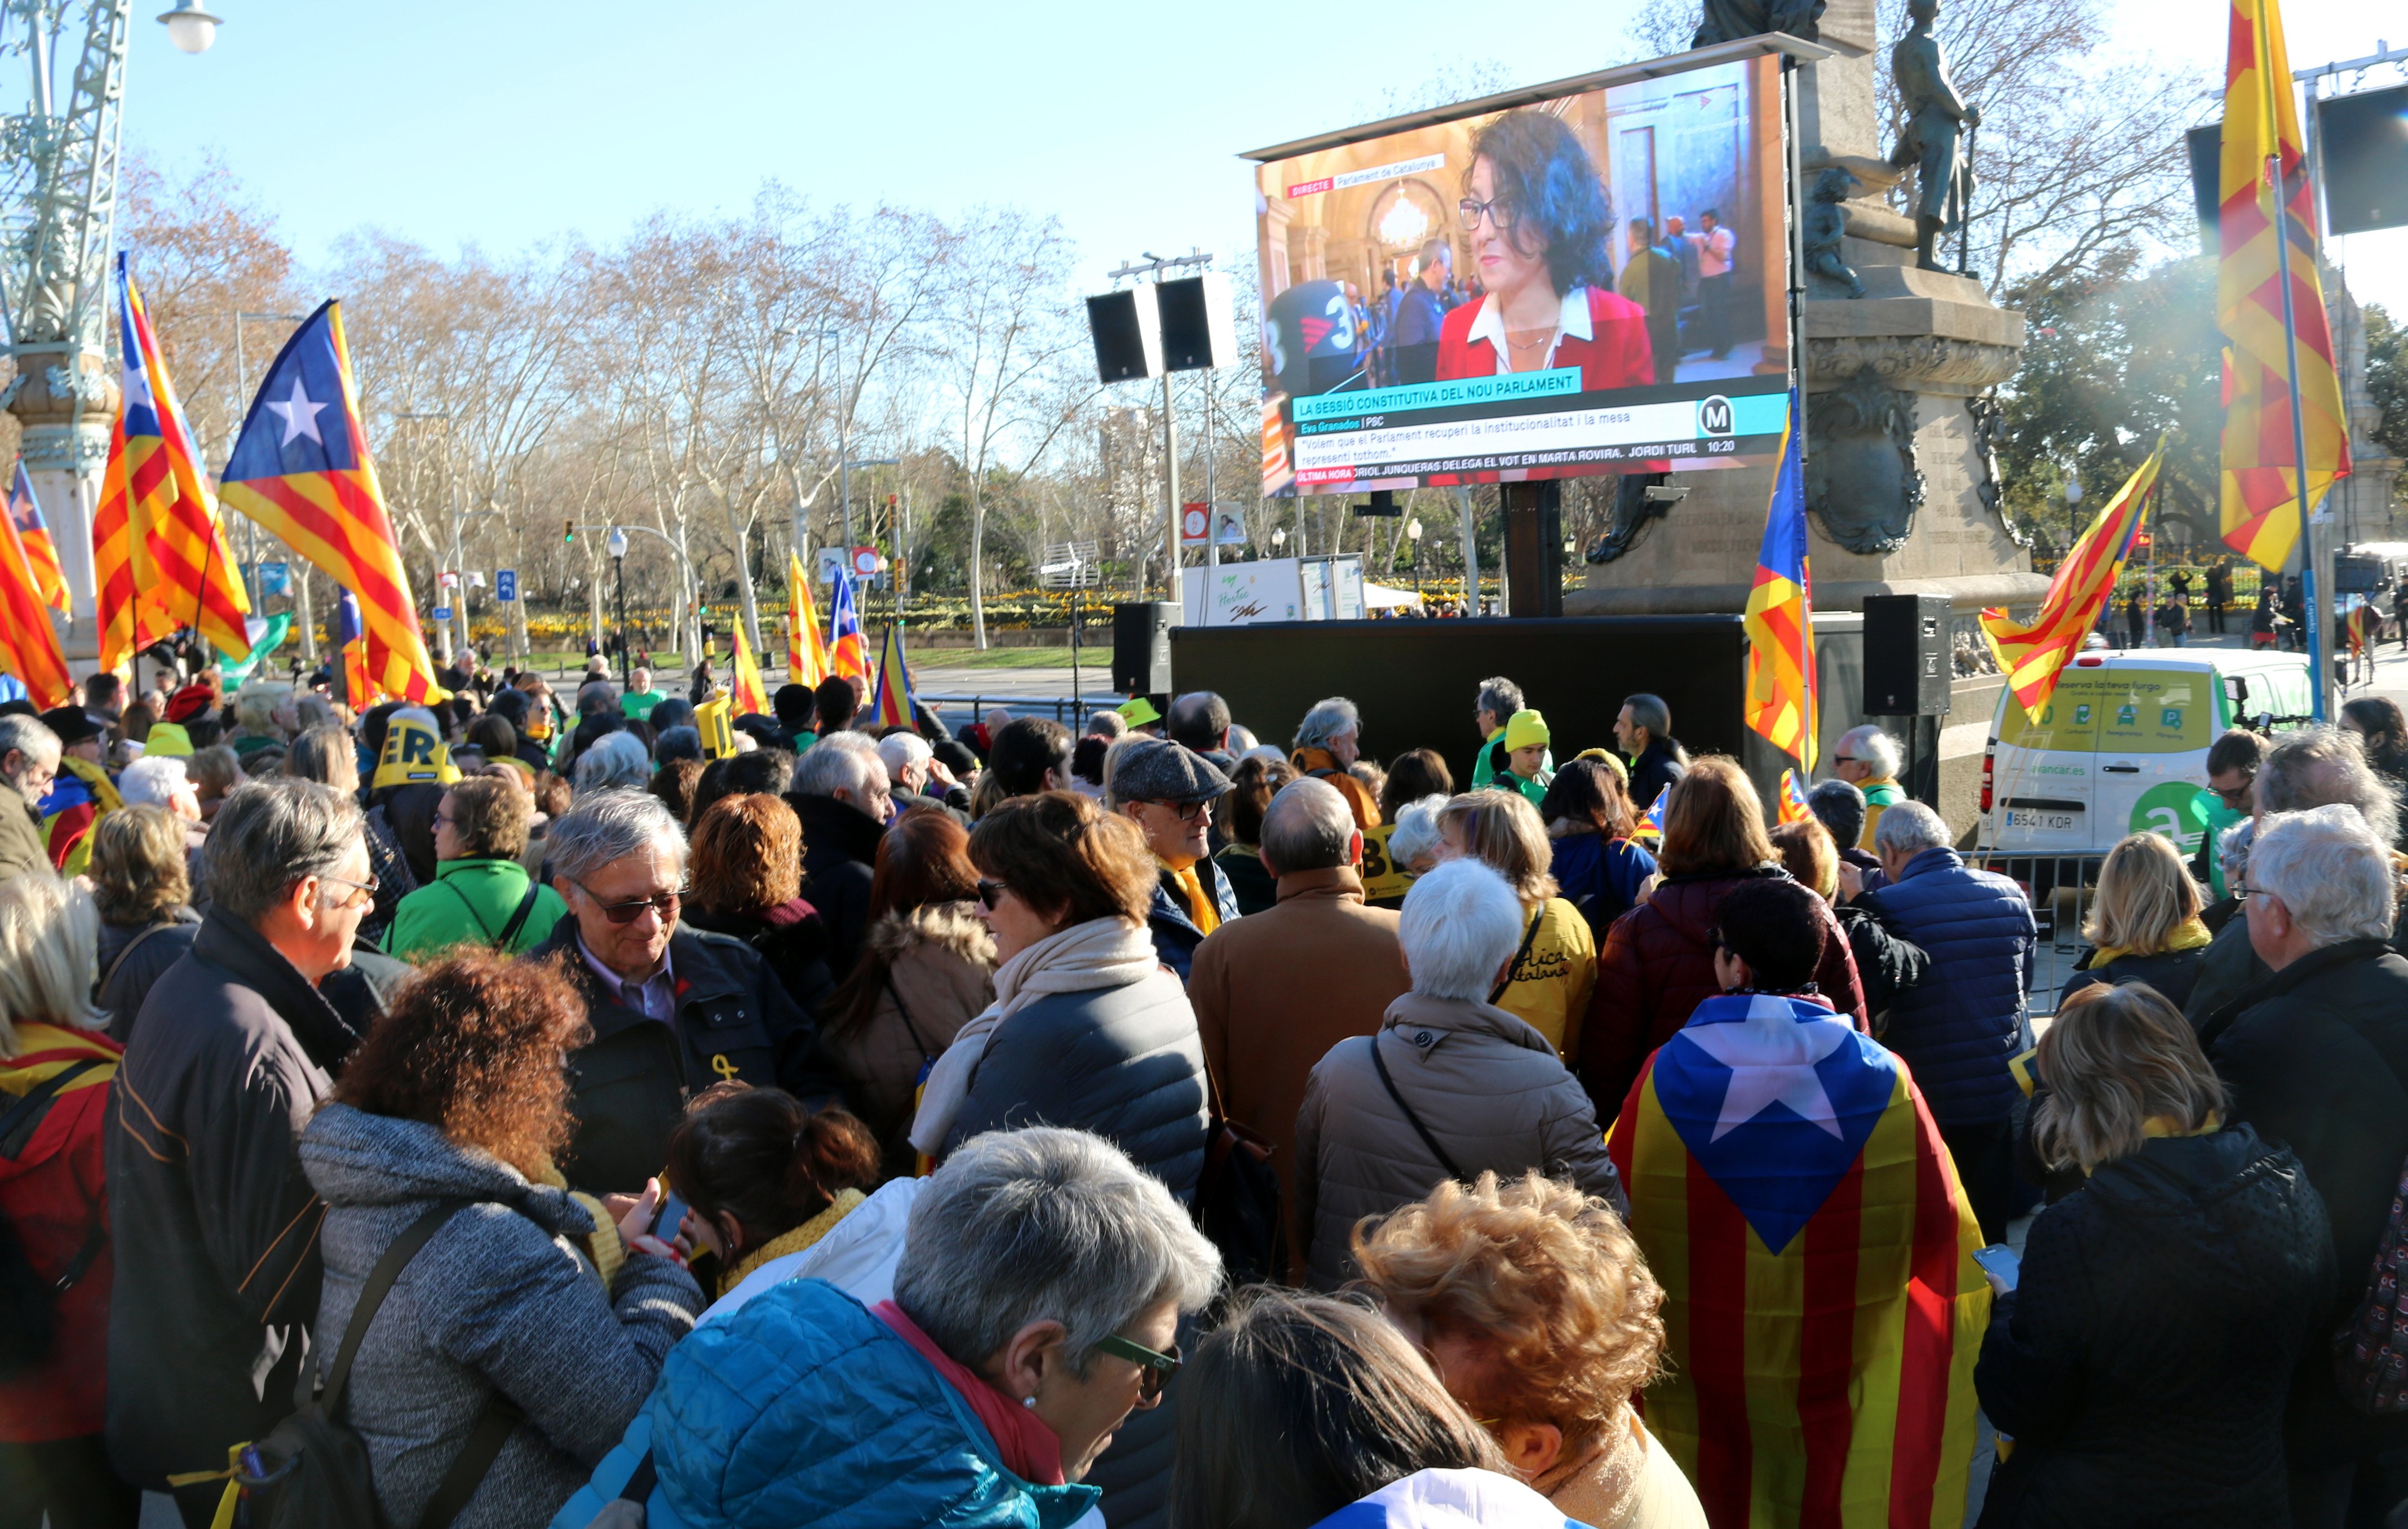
1805, 366, 1923, 555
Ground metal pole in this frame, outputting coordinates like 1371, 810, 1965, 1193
2265, 100, 2327, 717
1204, 377, 1218, 622
614, 551, 630, 695
1163, 369, 1182, 614
835, 330, 852, 549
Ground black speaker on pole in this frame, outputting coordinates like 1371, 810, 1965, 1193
1155, 273, 1240, 371
1085, 289, 1162, 383
1861, 594, 1953, 715
1112, 602, 1176, 695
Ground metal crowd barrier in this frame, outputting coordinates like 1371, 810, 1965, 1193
918, 694, 1091, 726
1968, 850, 2111, 1014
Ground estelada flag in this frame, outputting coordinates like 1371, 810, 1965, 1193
91, 412, 144, 672
114, 254, 250, 655
2217, 0, 2349, 572
827, 566, 870, 685
215, 299, 445, 703
0, 493, 74, 708
870, 623, 918, 731
1635, 788, 1668, 844
1610, 992, 1990, 1529
336, 588, 371, 707
1742, 392, 1816, 773
1776, 768, 1811, 826
731, 621, 769, 717
787, 552, 829, 687
7, 463, 68, 614
1980, 440, 2161, 721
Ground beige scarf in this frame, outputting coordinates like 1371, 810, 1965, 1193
908, 916, 1170, 1156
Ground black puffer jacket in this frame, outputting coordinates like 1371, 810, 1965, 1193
2199, 937, 2408, 1466
786, 791, 884, 980
1975, 1124, 2332, 1527
2061, 945, 2207, 1011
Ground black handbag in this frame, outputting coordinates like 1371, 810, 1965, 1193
1192, 1060, 1287, 1287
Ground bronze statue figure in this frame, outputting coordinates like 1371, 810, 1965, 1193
1887, 0, 1980, 272
1803, 167, 1866, 298
1693, 0, 1823, 48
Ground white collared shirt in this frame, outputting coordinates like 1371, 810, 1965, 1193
1462, 284, 1595, 376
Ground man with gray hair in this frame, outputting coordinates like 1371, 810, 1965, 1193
1852, 797, 2035, 1242
0, 711, 60, 882
2186, 725, 2406, 1025
1290, 695, 1378, 832
1832, 724, 1906, 849
529, 788, 839, 1193
1187, 777, 1410, 1263
572, 729, 652, 796
105, 779, 395, 1509
787, 729, 892, 977
878, 729, 968, 822
1295, 858, 1622, 1287
2205, 803, 2408, 1513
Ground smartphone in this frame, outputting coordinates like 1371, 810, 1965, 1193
650, 1187, 689, 1242
1971, 1243, 2020, 1292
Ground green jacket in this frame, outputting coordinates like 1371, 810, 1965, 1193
383, 858, 568, 959
621, 689, 666, 721
1468, 730, 1552, 790
1501, 768, 1551, 808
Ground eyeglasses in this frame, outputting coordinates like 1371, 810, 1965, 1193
975, 877, 1011, 911
2236, 884, 2276, 901
1141, 799, 1210, 823
1833, 755, 1858, 766
1093, 1333, 1183, 1402
1457, 196, 1517, 233
574, 880, 685, 924
2212, 778, 2256, 805
320, 872, 380, 909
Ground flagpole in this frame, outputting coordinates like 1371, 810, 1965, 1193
2262, 16, 2326, 721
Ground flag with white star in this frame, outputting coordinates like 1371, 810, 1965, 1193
217, 300, 445, 704
1608, 990, 1990, 1529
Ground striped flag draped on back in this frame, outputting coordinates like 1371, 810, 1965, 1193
1743, 393, 1816, 774
215, 300, 445, 704
2217, 0, 2348, 571
1978, 441, 2161, 721
1611, 992, 1991, 1529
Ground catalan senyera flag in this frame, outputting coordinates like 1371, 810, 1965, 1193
1980, 440, 2162, 721
337, 588, 372, 708
215, 300, 446, 704
827, 566, 870, 685
0, 491, 74, 708
8, 464, 68, 614
870, 624, 919, 731
2217, 0, 2350, 572
1742, 393, 1816, 773
114, 254, 250, 655
787, 552, 829, 686
92, 413, 144, 672
1776, 768, 1811, 826
731, 620, 769, 717
1611, 992, 1991, 1529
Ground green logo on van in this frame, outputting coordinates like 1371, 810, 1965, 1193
2073, 704, 2092, 724
2160, 707, 2183, 728
2117, 704, 2137, 725
2130, 780, 2211, 853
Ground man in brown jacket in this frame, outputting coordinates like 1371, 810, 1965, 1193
1188, 776, 1409, 1267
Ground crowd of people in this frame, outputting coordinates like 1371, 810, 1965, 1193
1, 653, 2405, 1529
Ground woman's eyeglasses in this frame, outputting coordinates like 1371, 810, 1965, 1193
975, 878, 1011, 911
575, 881, 685, 924
1094, 1333, 1183, 1402
1458, 196, 1517, 233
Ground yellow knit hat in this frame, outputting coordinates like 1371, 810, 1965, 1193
1503, 708, 1550, 752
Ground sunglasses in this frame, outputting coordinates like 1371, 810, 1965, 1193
574, 880, 686, 924
975, 878, 1011, 911
1140, 799, 1211, 823
1093, 1333, 1183, 1402
1832, 755, 1857, 766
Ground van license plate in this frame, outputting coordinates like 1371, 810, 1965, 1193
2007, 809, 2079, 831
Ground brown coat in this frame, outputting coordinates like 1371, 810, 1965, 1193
1188, 865, 1408, 1261
821, 901, 996, 1176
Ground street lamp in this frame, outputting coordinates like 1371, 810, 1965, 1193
1407, 517, 1423, 600
157, 0, 223, 52
2064, 475, 2083, 556
607, 528, 630, 694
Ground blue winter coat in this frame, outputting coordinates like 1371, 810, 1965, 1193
1861, 845, 2035, 1126
1145, 859, 1240, 983
548, 1279, 1101, 1529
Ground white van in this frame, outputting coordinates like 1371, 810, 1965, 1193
1977, 649, 2314, 858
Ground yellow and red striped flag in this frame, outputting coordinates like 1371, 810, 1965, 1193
1742, 393, 1816, 772
114, 255, 251, 657
215, 300, 446, 704
92, 413, 148, 672
870, 623, 919, 731
7, 464, 68, 614
2217, 0, 2350, 571
731, 619, 769, 717
786, 551, 828, 687
1980, 440, 2162, 721
0, 487, 74, 708
1611, 992, 1991, 1529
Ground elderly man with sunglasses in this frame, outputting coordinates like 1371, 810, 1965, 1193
529, 789, 844, 1195
1109, 738, 1239, 982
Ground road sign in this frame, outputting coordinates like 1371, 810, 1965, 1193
431, 605, 452, 623
495, 569, 517, 602
851, 545, 882, 578
437, 570, 459, 590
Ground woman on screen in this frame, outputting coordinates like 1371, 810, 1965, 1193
1434, 110, 1656, 391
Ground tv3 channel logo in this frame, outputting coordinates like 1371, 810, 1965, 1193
1698, 396, 1735, 436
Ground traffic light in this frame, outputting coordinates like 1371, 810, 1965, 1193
564, 520, 576, 544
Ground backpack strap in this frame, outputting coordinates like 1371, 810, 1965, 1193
0, 1058, 104, 1160
1370, 1034, 1468, 1183
1488, 906, 1546, 1006
98, 921, 178, 999
494, 877, 546, 950
315, 1200, 468, 1417
416, 1390, 528, 1529
436, 879, 502, 945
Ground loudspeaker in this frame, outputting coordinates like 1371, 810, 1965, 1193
1086, 288, 1162, 383
1156, 272, 1239, 373
1862, 594, 1952, 715
1112, 602, 1176, 695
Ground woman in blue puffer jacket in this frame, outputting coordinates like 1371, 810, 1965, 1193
551, 1126, 1223, 1529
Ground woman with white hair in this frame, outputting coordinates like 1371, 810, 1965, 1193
1294, 858, 1623, 1289
552, 1126, 1223, 1529
572, 730, 652, 797
2199, 804, 2408, 1521
0, 875, 135, 1528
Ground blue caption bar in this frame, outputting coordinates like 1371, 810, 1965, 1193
1292, 369, 1584, 422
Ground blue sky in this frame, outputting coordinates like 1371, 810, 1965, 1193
121, 0, 2405, 311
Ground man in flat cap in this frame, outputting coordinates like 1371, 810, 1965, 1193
37, 704, 119, 876
1107, 737, 1239, 980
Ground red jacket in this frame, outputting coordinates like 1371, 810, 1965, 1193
0, 1022, 121, 1442
1433, 285, 1657, 392
1578, 867, 1866, 1118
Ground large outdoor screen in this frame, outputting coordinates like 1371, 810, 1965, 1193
1251, 52, 1791, 497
